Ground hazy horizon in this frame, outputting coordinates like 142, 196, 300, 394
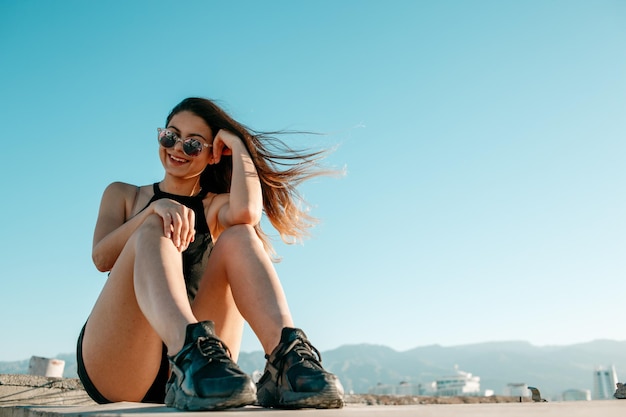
3, 337, 626, 363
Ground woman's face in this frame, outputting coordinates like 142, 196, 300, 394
159, 111, 213, 178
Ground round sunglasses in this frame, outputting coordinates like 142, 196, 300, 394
157, 128, 212, 157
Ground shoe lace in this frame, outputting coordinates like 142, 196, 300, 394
288, 338, 322, 366
271, 337, 323, 382
267, 338, 322, 372
196, 336, 232, 362
264, 335, 325, 386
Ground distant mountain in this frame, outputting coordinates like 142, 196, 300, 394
2, 340, 624, 400
317, 340, 626, 399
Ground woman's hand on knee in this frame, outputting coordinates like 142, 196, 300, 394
151, 199, 196, 251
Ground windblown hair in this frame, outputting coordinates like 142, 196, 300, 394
166, 97, 333, 257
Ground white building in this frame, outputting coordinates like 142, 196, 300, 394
593, 365, 618, 400
435, 366, 481, 396
368, 381, 432, 396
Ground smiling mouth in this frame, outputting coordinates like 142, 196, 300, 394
169, 154, 189, 163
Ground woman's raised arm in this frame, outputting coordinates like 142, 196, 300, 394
212, 130, 263, 229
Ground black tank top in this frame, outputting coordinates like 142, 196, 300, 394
142, 183, 214, 302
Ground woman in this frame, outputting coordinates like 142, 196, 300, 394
77, 97, 344, 410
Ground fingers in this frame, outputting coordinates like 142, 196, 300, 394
174, 209, 195, 251
210, 130, 235, 164
163, 212, 173, 239
211, 133, 223, 164
170, 209, 196, 252
156, 200, 196, 252
171, 211, 183, 249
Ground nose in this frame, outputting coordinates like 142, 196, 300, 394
172, 137, 185, 152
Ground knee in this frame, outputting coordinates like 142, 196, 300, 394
127, 214, 167, 251
134, 214, 164, 239
216, 224, 261, 250
93, 215, 164, 272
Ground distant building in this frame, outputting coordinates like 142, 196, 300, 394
368, 381, 428, 396
435, 366, 480, 396
368, 382, 394, 395
397, 381, 415, 396
563, 389, 591, 401
504, 383, 530, 398
593, 365, 618, 400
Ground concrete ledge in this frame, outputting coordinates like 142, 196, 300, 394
0, 375, 95, 407
2, 375, 625, 417
3, 401, 626, 417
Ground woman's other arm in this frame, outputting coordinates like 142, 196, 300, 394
92, 182, 197, 272
92, 182, 153, 272
211, 130, 263, 230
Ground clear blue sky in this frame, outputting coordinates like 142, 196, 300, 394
0, 0, 624, 362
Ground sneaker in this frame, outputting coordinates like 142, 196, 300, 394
165, 321, 256, 411
256, 327, 344, 409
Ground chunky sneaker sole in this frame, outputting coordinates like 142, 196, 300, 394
165, 374, 257, 411
257, 378, 344, 409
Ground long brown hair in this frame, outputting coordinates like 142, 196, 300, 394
166, 97, 334, 257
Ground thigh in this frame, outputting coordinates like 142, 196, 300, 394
81, 234, 165, 402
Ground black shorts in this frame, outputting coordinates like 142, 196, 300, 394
76, 322, 170, 404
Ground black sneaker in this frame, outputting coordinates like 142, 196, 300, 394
164, 321, 256, 411
256, 328, 344, 409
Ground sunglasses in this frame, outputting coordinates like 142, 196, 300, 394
157, 128, 212, 157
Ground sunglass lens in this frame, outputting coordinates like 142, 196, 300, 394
183, 139, 202, 156
159, 130, 177, 148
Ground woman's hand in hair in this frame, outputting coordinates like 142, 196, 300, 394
210, 129, 245, 164
151, 198, 196, 252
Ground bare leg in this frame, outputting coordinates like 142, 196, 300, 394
190, 224, 344, 410
82, 220, 294, 402
192, 224, 294, 355
132, 216, 197, 355
82, 215, 196, 401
